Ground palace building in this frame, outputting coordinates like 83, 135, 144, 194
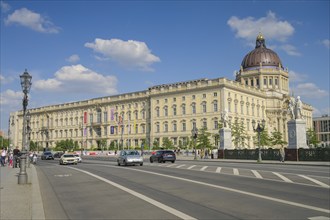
9, 34, 313, 150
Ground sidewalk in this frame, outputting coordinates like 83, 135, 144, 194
0, 164, 45, 220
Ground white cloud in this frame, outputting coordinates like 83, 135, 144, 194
66, 54, 80, 63
321, 39, 330, 49
280, 44, 301, 56
5, 8, 60, 33
85, 38, 160, 71
227, 11, 294, 42
294, 83, 328, 99
34, 64, 118, 95
0, 89, 22, 106
1, 1, 11, 13
0, 74, 15, 84
288, 71, 308, 83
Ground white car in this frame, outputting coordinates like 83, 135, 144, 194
59, 153, 78, 165
73, 154, 82, 163
117, 150, 143, 166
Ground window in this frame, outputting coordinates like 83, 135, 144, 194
173, 97, 176, 102
104, 112, 108, 123
192, 103, 196, 114
182, 96, 185, 101
264, 78, 267, 85
173, 123, 177, 132
182, 105, 186, 115
214, 120, 218, 129
245, 80, 248, 85
89, 114, 93, 123
256, 79, 259, 86
164, 123, 168, 132
142, 125, 145, 133
203, 120, 207, 129
104, 126, 107, 136
135, 125, 138, 134
156, 108, 160, 117
192, 95, 195, 100
214, 92, 217, 97
203, 94, 206, 98
202, 102, 207, 113
275, 78, 278, 85
97, 110, 101, 123
164, 106, 168, 116
192, 122, 196, 129
156, 124, 160, 133
156, 100, 159, 104
269, 78, 272, 85
182, 122, 186, 131
165, 99, 168, 103
213, 101, 218, 112
135, 111, 138, 120
173, 105, 177, 116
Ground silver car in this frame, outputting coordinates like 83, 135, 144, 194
117, 150, 143, 166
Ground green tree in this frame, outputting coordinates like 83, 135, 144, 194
196, 127, 212, 150
0, 136, 9, 149
270, 129, 287, 148
306, 128, 320, 147
253, 128, 271, 148
99, 139, 107, 151
162, 137, 174, 149
231, 119, 248, 149
153, 140, 159, 150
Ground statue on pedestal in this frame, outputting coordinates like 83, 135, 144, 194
287, 96, 304, 120
221, 110, 229, 128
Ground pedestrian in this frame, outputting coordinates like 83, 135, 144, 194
1, 148, 7, 167
13, 146, 20, 168
280, 147, 285, 162
8, 153, 13, 167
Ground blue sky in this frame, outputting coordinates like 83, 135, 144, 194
1, 0, 329, 134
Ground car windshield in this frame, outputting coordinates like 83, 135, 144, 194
127, 151, 139, 156
63, 154, 74, 158
44, 152, 52, 155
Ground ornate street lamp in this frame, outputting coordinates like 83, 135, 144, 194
191, 127, 198, 160
18, 69, 32, 184
252, 119, 266, 162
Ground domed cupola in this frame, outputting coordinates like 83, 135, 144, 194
241, 33, 283, 71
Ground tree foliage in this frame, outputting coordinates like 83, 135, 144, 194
54, 139, 75, 151
162, 137, 174, 149
306, 128, 320, 147
269, 129, 287, 147
196, 127, 212, 150
231, 119, 248, 149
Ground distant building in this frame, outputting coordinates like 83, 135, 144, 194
313, 115, 330, 146
9, 34, 313, 150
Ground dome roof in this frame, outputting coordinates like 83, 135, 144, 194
241, 33, 283, 70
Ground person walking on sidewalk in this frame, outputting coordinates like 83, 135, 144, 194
8, 152, 13, 167
13, 146, 20, 168
1, 148, 7, 166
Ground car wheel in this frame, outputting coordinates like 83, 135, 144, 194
149, 158, 153, 163
124, 160, 127, 166
171, 160, 175, 163
117, 160, 121, 166
140, 163, 143, 166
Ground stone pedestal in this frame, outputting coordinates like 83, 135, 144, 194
220, 128, 233, 149
287, 119, 308, 149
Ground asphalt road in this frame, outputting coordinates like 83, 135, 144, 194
36, 158, 330, 220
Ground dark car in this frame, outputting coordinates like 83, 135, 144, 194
41, 151, 54, 160
53, 152, 64, 158
150, 150, 176, 163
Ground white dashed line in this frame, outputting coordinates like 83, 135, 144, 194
187, 165, 196, 170
200, 166, 208, 171
298, 175, 330, 188
251, 170, 263, 179
176, 164, 186, 168
273, 172, 293, 183
233, 168, 239, 175
216, 167, 222, 173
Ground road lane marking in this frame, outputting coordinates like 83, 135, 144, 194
272, 172, 293, 183
216, 167, 222, 173
166, 164, 176, 167
298, 175, 330, 188
308, 216, 330, 220
187, 165, 196, 169
67, 166, 196, 220
233, 168, 239, 175
251, 170, 263, 179
176, 164, 186, 168
102, 165, 330, 214
200, 166, 208, 171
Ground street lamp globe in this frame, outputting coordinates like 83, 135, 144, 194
20, 69, 32, 95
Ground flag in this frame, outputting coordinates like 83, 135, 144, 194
84, 112, 87, 124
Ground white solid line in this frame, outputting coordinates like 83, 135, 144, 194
106, 165, 329, 214
187, 165, 196, 169
176, 164, 186, 168
68, 166, 196, 220
308, 216, 330, 220
251, 170, 263, 179
216, 167, 222, 173
298, 175, 330, 188
273, 172, 293, 183
233, 168, 239, 175
200, 166, 208, 171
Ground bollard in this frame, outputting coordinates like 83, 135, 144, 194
18, 154, 28, 184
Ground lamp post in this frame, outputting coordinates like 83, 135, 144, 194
26, 111, 31, 167
252, 119, 265, 163
18, 69, 32, 185
191, 127, 198, 160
